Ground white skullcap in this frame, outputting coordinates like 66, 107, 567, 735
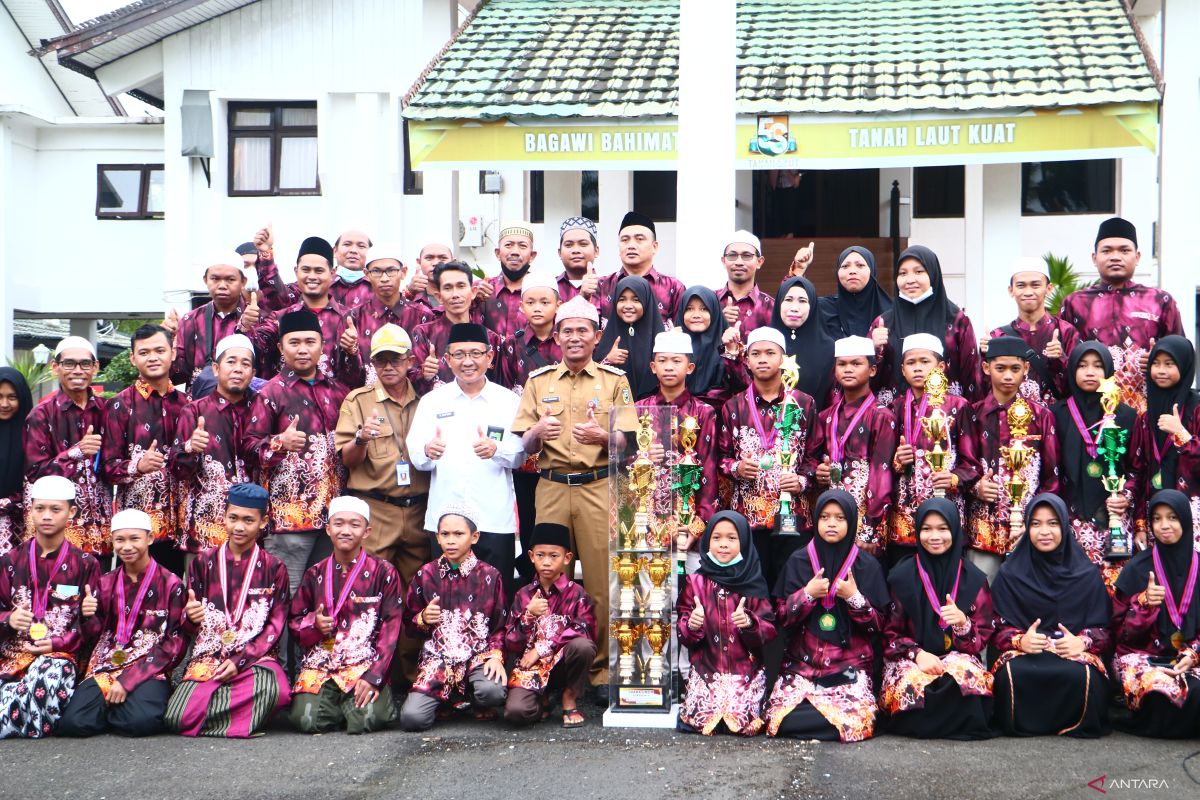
111, 508, 153, 532
520, 272, 560, 296
835, 336, 876, 358
901, 333, 944, 357
30, 475, 76, 501
653, 329, 693, 355
725, 230, 762, 254
555, 295, 599, 325
328, 495, 370, 522
365, 243, 404, 267
1010, 256, 1050, 279
214, 333, 255, 361
54, 336, 96, 359
745, 326, 786, 351
438, 501, 479, 528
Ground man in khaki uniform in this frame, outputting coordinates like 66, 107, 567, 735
336, 324, 429, 683
513, 296, 633, 691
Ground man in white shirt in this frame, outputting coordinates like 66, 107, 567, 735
406, 323, 526, 596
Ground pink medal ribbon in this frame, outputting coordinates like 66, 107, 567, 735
1152, 546, 1198, 635
828, 392, 876, 465
1065, 397, 1103, 460
324, 554, 367, 624
915, 558, 962, 629
745, 385, 778, 452
115, 560, 158, 647
807, 540, 859, 610
28, 538, 70, 620
904, 389, 930, 444
218, 542, 259, 636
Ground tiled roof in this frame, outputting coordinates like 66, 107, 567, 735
404, 0, 1160, 120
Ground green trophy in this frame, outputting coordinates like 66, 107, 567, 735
671, 415, 703, 552
773, 355, 804, 536
1095, 376, 1132, 559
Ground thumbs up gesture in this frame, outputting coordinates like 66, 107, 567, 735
604, 339, 628, 366
535, 405, 563, 441
978, 335, 990, 356
1042, 328, 1063, 360
835, 569, 859, 600
425, 426, 446, 460
816, 455, 833, 486
1140, 338, 1156, 372
788, 242, 815, 278
421, 346, 441, 380
77, 424, 102, 457
8, 601, 32, 634
1143, 571, 1165, 607
422, 594, 442, 626
185, 588, 204, 625
472, 424, 498, 460
687, 600, 706, 631
407, 268, 430, 296
581, 262, 599, 299
188, 417, 210, 454
721, 294, 740, 326
805, 567, 830, 600
975, 469, 1000, 503
239, 291, 261, 329
1018, 618, 1048, 654
721, 320, 743, 354
871, 324, 890, 349
253, 223, 273, 251
940, 593, 967, 628
163, 307, 180, 335
314, 603, 334, 636
81, 584, 98, 619
893, 435, 914, 469
339, 315, 359, 355
731, 597, 752, 630
1158, 403, 1186, 437
526, 588, 549, 619
137, 439, 165, 474
278, 415, 307, 453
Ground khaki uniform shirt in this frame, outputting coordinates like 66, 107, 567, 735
335, 381, 430, 497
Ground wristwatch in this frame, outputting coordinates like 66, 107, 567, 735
353, 426, 366, 447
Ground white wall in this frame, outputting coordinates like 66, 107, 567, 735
0, 12, 71, 117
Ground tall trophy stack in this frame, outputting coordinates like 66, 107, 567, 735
921, 366, 951, 498
605, 406, 679, 726
1096, 376, 1132, 558
999, 397, 1034, 550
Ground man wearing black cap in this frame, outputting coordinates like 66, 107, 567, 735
244, 308, 352, 599
592, 211, 685, 321
249, 233, 364, 386
1060, 217, 1183, 413
408, 261, 503, 394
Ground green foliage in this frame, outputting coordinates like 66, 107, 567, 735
4, 352, 55, 389
98, 348, 138, 389
1044, 252, 1088, 316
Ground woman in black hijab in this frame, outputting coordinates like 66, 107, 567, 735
1051, 341, 1142, 581
991, 493, 1113, 738
674, 286, 743, 410
597, 275, 665, 400
868, 245, 980, 405
770, 276, 835, 408
1139, 337, 1200, 535
765, 489, 888, 741
1112, 490, 1200, 738
882, 498, 994, 739
676, 511, 775, 736
819, 246, 892, 339
0, 367, 32, 555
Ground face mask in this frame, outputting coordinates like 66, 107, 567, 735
500, 263, 531, 283
706, 551, 743, 567
336, 265, 362, 283
901, 287, 935, 305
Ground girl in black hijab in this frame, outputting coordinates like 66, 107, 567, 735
991, 493, 1113, 738
674, 286, 742, 409
676, 511, 776, 736
883, 498, 994, 740
770, 276, 835, 408
1112, 490, 1200, 738
597, 275, 664, 400
819, 245, 892, 339
0, 367, 32, 555
765, 489, 889, 741
1050, 341, 1142, 579
1140, 336, 1200, 519
869, 245, 980, 405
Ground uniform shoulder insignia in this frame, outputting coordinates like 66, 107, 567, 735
346, 385, 374, 399
528, 364, 557, 378
599, 363, 626, 375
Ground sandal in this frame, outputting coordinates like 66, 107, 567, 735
562, 708, 585, 728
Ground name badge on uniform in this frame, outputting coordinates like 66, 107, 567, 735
395, 461, 411, 487
541, 396, 560, 403
436, 411, 455, 419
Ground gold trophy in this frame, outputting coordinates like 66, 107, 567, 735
1096, 376, 1132, 558
773, 356, 804, 536
672, 416, 703, 552
610, 553, 641, 615
613, 619, 641, 684
999, 397, 1034, 545
920, 366, 951, 497
620, 411, 657, 550
639, 620, 669, 686
643, 553, 672, 614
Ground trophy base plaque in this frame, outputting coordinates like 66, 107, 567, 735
773, 511, 799, 537
603, 702, 680, 728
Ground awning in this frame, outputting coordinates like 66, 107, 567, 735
408, 102, 1158, 171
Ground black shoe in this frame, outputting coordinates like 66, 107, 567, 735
591, 684, 610, 706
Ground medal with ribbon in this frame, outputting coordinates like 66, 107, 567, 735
218, 542, 259, 651
1066, 397, 1105, 478
111, 560, 159, 667
915, 558, 962, 651
806, 540, 859, 631
1149, 433, 1174, 491
322, 554, 367, 652
904, 388, 930, 449
746, 385, 779, 470
1152, 546, 1197, 652
27, 538, 70, 642
828, 392, 875, 484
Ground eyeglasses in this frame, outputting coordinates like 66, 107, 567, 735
56, 359, 95, 372
367, 267, 402, 278
446, 349, 488, 361
723, 251, 758, 261
371, 353, 409, 366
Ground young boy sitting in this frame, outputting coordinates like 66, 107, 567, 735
503, 523, 597, 728
289, 496, 402, 734
400, 502, 507, 731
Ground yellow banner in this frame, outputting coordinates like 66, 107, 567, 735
407, 104, 1158, 170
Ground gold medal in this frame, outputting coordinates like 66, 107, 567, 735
829, 463, 842, 483
1152, 471, 1163, 490
1171, 630, 1186, 651
220, 629, 237, 648
28, 622, 48, 641
1086, 461, 1103, 479
322, 637, 336, 652
818, 612, 837, 631
111, 648, 127, 667
944, 633, 953, 651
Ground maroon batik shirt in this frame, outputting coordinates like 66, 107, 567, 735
714, 284, 775, 338
598, 266, 686, 321
101, 380, 190, 549
638, 389, 718, 539
677, 574, 777, 682
251, 300, 365, 386
554, 271, 596, 306
408, 316, 503, 395
479, 276, 527, 340
0, 541, 100, 680
718, 385, 816, 532
803, 395, 897, 550
870, 310, 981, 406
289, 552, 403, 692
882, 583, 995, 663
497, 328, 562, 395
961, 394, 1060, 556
171, 300, 253, 387
82, 562, 187, 692
1112, 589, 1200, 661
404, 553, 507, 702
1060, 281, 1184, 414
23, 392, 110, 554
170, 391, 256, 553
986, 314, 1080, 407
886, 392, 978, 549
504, 573, 596, 693
251, 253, 373, 312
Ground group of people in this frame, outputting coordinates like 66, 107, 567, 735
0, 209, 1196, 742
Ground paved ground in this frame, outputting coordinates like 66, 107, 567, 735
5, 697, 1199, 800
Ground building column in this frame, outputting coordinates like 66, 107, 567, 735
596, 171, 632, 274
963, 163, 1021, 333
674, 0, 736, 288
1159, 0, 1199, 341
